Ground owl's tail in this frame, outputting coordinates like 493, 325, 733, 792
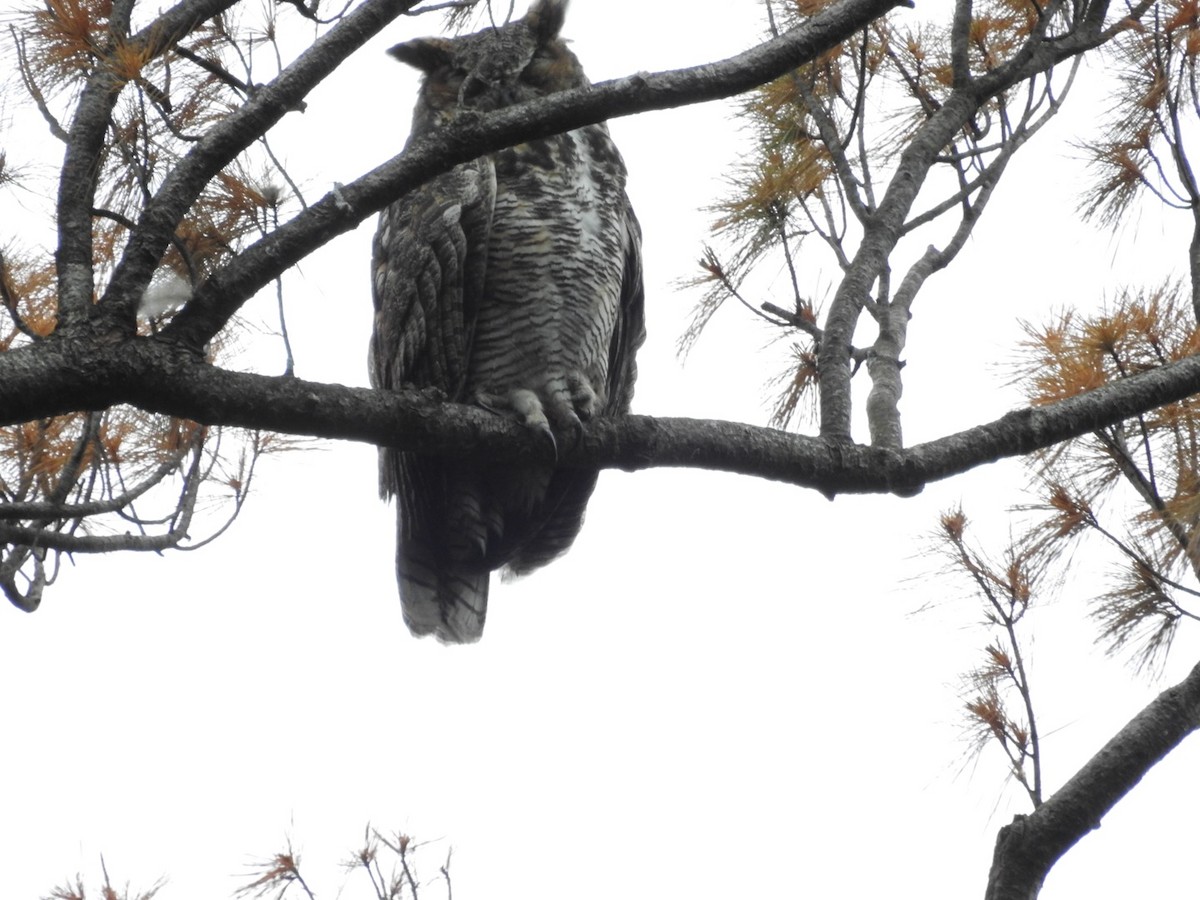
396, 539, 489, 643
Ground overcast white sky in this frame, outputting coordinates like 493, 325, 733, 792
2, 2, 1200, 898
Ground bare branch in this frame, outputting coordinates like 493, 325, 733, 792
11, 29, 69, 142
0, 524, 188, 553
7, 313, 1200, 500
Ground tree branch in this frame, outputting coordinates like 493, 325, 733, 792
0, 455, 188, 520
8, 331, 1200, 499
984, 658, 1200, 900
0, 524, 187, 554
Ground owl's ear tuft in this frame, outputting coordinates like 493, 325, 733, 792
525, 0, 567, 43
388, 38, 454, 73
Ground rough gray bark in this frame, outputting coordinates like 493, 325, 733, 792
6, 327, 1200, 497
985, 660, 1200, 900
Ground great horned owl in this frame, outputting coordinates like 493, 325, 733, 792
370, 0, 645, 643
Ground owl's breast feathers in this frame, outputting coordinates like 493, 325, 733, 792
474, 126, 633, 401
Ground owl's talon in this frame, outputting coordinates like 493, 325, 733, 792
536, 422, 558, 461
474, 389, 561, 459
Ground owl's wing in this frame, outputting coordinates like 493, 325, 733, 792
505, 200, 646, 576
370, 158, 496, 436
602, 203, 647, 418
371, 158, 497, 642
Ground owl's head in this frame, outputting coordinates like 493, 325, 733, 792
390, 0, 586, 129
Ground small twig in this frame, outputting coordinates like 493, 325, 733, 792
260, 136, 308, 209
0, 249, 42, 342
12, 29, 70, 142
181, 435, 264, 550
278, 0, 357, 25
265, 198, 296, 376
761, 300, 872, 367
440, 848, 453, 900
405, 0, 478, 14
173, 42, 254, 96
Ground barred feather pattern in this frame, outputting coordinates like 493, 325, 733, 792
369, 0, 645, 642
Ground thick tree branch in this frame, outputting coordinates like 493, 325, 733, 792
984, 659, 1200, 900
7, 333, 1200, 498
950, 0, 973, 88
55, 69, 125, 326
0, 525, 186, 554
159, 0, 911, 348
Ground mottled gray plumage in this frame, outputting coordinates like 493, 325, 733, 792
370, 0, 644, 643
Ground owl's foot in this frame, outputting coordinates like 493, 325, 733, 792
510, 388, 559, 458
474, 372, 599, 460
542, 372, 598, 452
475, 388, 557, 458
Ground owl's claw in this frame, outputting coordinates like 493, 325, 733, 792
474, 389, 558, 460
535, 421, 558, 461
547, 372, 594, 455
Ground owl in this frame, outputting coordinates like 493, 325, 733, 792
370, 0, 645, 643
